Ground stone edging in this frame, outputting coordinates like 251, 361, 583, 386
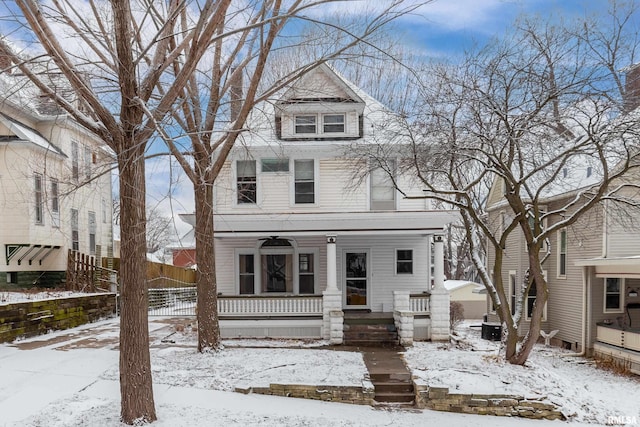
414, 383, 565, 420
235, 381, 375, 405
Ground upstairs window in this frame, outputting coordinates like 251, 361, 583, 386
71, 141, 79, 180
295, 115, 316, 134
84, 146, 92, 180
323, 114, 345, 133
294, 159, 314, 204
237, 160, 257, 204
34, 174, 43, 225
370, 161, 396, 210
261, 158, 289, 172
51, 179, 59, 228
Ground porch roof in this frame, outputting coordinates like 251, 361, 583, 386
575, 256, 640, 278
211, 210, 458, 238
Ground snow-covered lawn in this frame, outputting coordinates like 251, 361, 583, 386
0, 290, 102, 304
0, 315, 638, 426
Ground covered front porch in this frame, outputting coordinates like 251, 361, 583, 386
576, 257, 640, 374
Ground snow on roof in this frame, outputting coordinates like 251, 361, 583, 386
443, 280, 484, 292
0, 113, 66, 156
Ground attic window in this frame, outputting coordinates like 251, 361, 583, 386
295, 115, 316, 134
586, 166, 593, 177
562, 168, 568, 178
323, 114, 345, 133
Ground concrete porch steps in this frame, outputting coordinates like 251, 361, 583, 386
362, 347, 415, 405
343, 314, 399, 347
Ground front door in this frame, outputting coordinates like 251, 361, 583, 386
345, 251, 368, 308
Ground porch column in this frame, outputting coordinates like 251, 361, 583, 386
323, 234, 342, 342
326, 234, 338, 292
430, 234, 450, 341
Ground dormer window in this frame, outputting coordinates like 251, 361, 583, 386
295, 115, 316, 134
323, 114, 345, 133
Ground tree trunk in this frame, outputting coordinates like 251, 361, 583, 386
194, 181, 221, 351
118, 152, 156, 423
508, 252, 548, 365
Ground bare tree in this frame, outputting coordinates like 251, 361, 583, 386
352, 4, 640, 365
1, 0, 237, 422
152, 1, 424, 351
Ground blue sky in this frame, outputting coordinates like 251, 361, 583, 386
397, 0, 614, 57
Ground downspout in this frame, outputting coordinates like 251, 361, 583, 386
564, 265, 589, 357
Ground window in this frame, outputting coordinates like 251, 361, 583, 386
605, 277, 623, 312
239, 254, 255, 294
71, 208, 79, 251
370, 161, 396, 210
88, 211, 96, 255
34, 174, 43, 225
294, 159, 314, 204
71, 141, 79, 180
261, 158, 289, 173
102, 198, 107, 223
323, 114, 345, 133
84, 146, 92, 180
237, 160, 257, 204
558, 229, 567, 277
510, 271, 517, 315
396, 249, 413, 274
526, 271, 548, 320
299, 253, 315, 294
295, 115, 316, 134
51, 179, 60, 228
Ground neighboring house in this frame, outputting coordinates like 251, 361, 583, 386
485, 66, 640, 373
444, 280, 486, 320
0, 53, 113, 289
177, 64, 456, 343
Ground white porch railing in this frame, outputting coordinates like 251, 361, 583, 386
409, 294, 431, 314
218, 295, 323, 317
597, 325, 640, 352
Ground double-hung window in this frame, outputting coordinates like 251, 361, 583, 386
88, 211, 96, 255
34, 174, 44, 225
604, 277, 623, 312
294, 159, 314, 204
239, 254, 255, 294
558, 229, 567, 277
323, 114, 345, 133
299, 253, 315, 294
295, 115, 316, 134
51, 179, 59, 228
71, 208, 79, 251
370, 160, 396, 210
237, 160, 257, 204
71, 141, 79, 180
396, 249, 413, 274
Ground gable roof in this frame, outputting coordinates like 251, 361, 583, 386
0, 112, 66, 156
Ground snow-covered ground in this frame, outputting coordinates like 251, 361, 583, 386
0, 290, 101, 304
0, 315, 638, 426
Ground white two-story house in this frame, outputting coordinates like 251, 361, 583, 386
178, 64, 455, 343
0, 55, 113, 289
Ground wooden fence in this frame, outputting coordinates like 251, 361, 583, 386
66, 250, 98, 292
104, 258, 196, 288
